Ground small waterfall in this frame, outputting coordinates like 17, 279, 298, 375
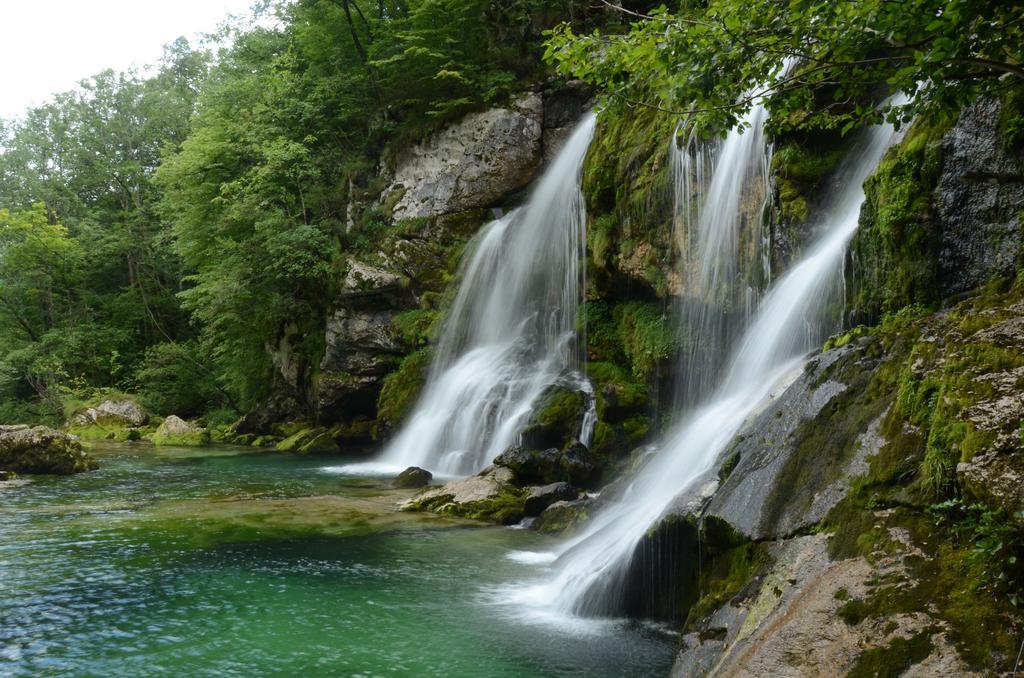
366, 113, 597, 477
501, 101, 903, 621
670, 94, 773, 406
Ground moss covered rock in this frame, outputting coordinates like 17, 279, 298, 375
393, 466, 432, 489
275, 427, 340, 455
250, 434, 282, 448
151, 415, 210, 447
401, 466, 527, 524
520, 386, 588, 450
0, 425, 97, 474
67, 397, 151, 441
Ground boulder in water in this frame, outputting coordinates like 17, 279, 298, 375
393, 466, 432, 489
0, 425, 97, 475
400, 466, 527, 524
532, 499, 591, 534
523, 482, 578, 517
152, 415, 210, 447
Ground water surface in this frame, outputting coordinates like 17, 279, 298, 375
0, 444, 674, 676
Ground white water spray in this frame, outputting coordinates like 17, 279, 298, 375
346, 114, 597, 478
501, 101, 904, 621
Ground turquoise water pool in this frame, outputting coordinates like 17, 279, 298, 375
0, 445, 674, 676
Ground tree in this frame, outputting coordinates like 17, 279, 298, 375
544, 0, 1024, 136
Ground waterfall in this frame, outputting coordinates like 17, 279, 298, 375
351, 113, 597, 478
499, 101, 904, 622
670, 94, 773, 406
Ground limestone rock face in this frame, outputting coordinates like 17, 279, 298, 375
383, 93, 543, 220
933, 97, 1024, 297
958, 450, 1024, 517
70, 399, 149, 427
670, 534, 980, 678
317, 258, 410, 428
704, 346, 874, 540
0, 425, 97, 475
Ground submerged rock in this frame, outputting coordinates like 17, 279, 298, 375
152, 415, 210, 447
0, 470, 17, 481
0, 425, 97, 474
393, 466, 432, 489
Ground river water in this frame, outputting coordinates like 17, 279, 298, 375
0, 444, 673, 676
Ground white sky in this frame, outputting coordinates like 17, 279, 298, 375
0, 0, 261, 120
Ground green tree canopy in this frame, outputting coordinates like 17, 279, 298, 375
545, 0, 1024, 135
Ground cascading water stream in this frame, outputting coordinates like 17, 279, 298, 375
500, 99, 905, 622
670, 89, 775, 406
346, 114, 597, 478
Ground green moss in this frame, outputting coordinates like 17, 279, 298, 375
718, 452, 740, 483
771, 141, 848, 224
458, 487, 528, 524
530, 389, 584, 431
275, 427, 340, 455
581, 106, 676, 296
999, 84, 1024, 151
683, 540, 770, 630
408, 486, 528, 525
588, 214, 616, 271
393, 309, 438, 348
620, 415, 651, 444
822, 325, 870, 352
151, 427, 210, 447
847, 631, 934, 678
581, 301, 625, 364
586, 362, 648, 415
614, 302, 676, 379
376, 348, 431, 433
850, 113, 957, 318
815, 286, 1024, 672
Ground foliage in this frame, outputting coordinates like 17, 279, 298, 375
131, 341, 227, 418
0, 43, 213, 420
0, 0, 573, 420
545, 0, 1024, 136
